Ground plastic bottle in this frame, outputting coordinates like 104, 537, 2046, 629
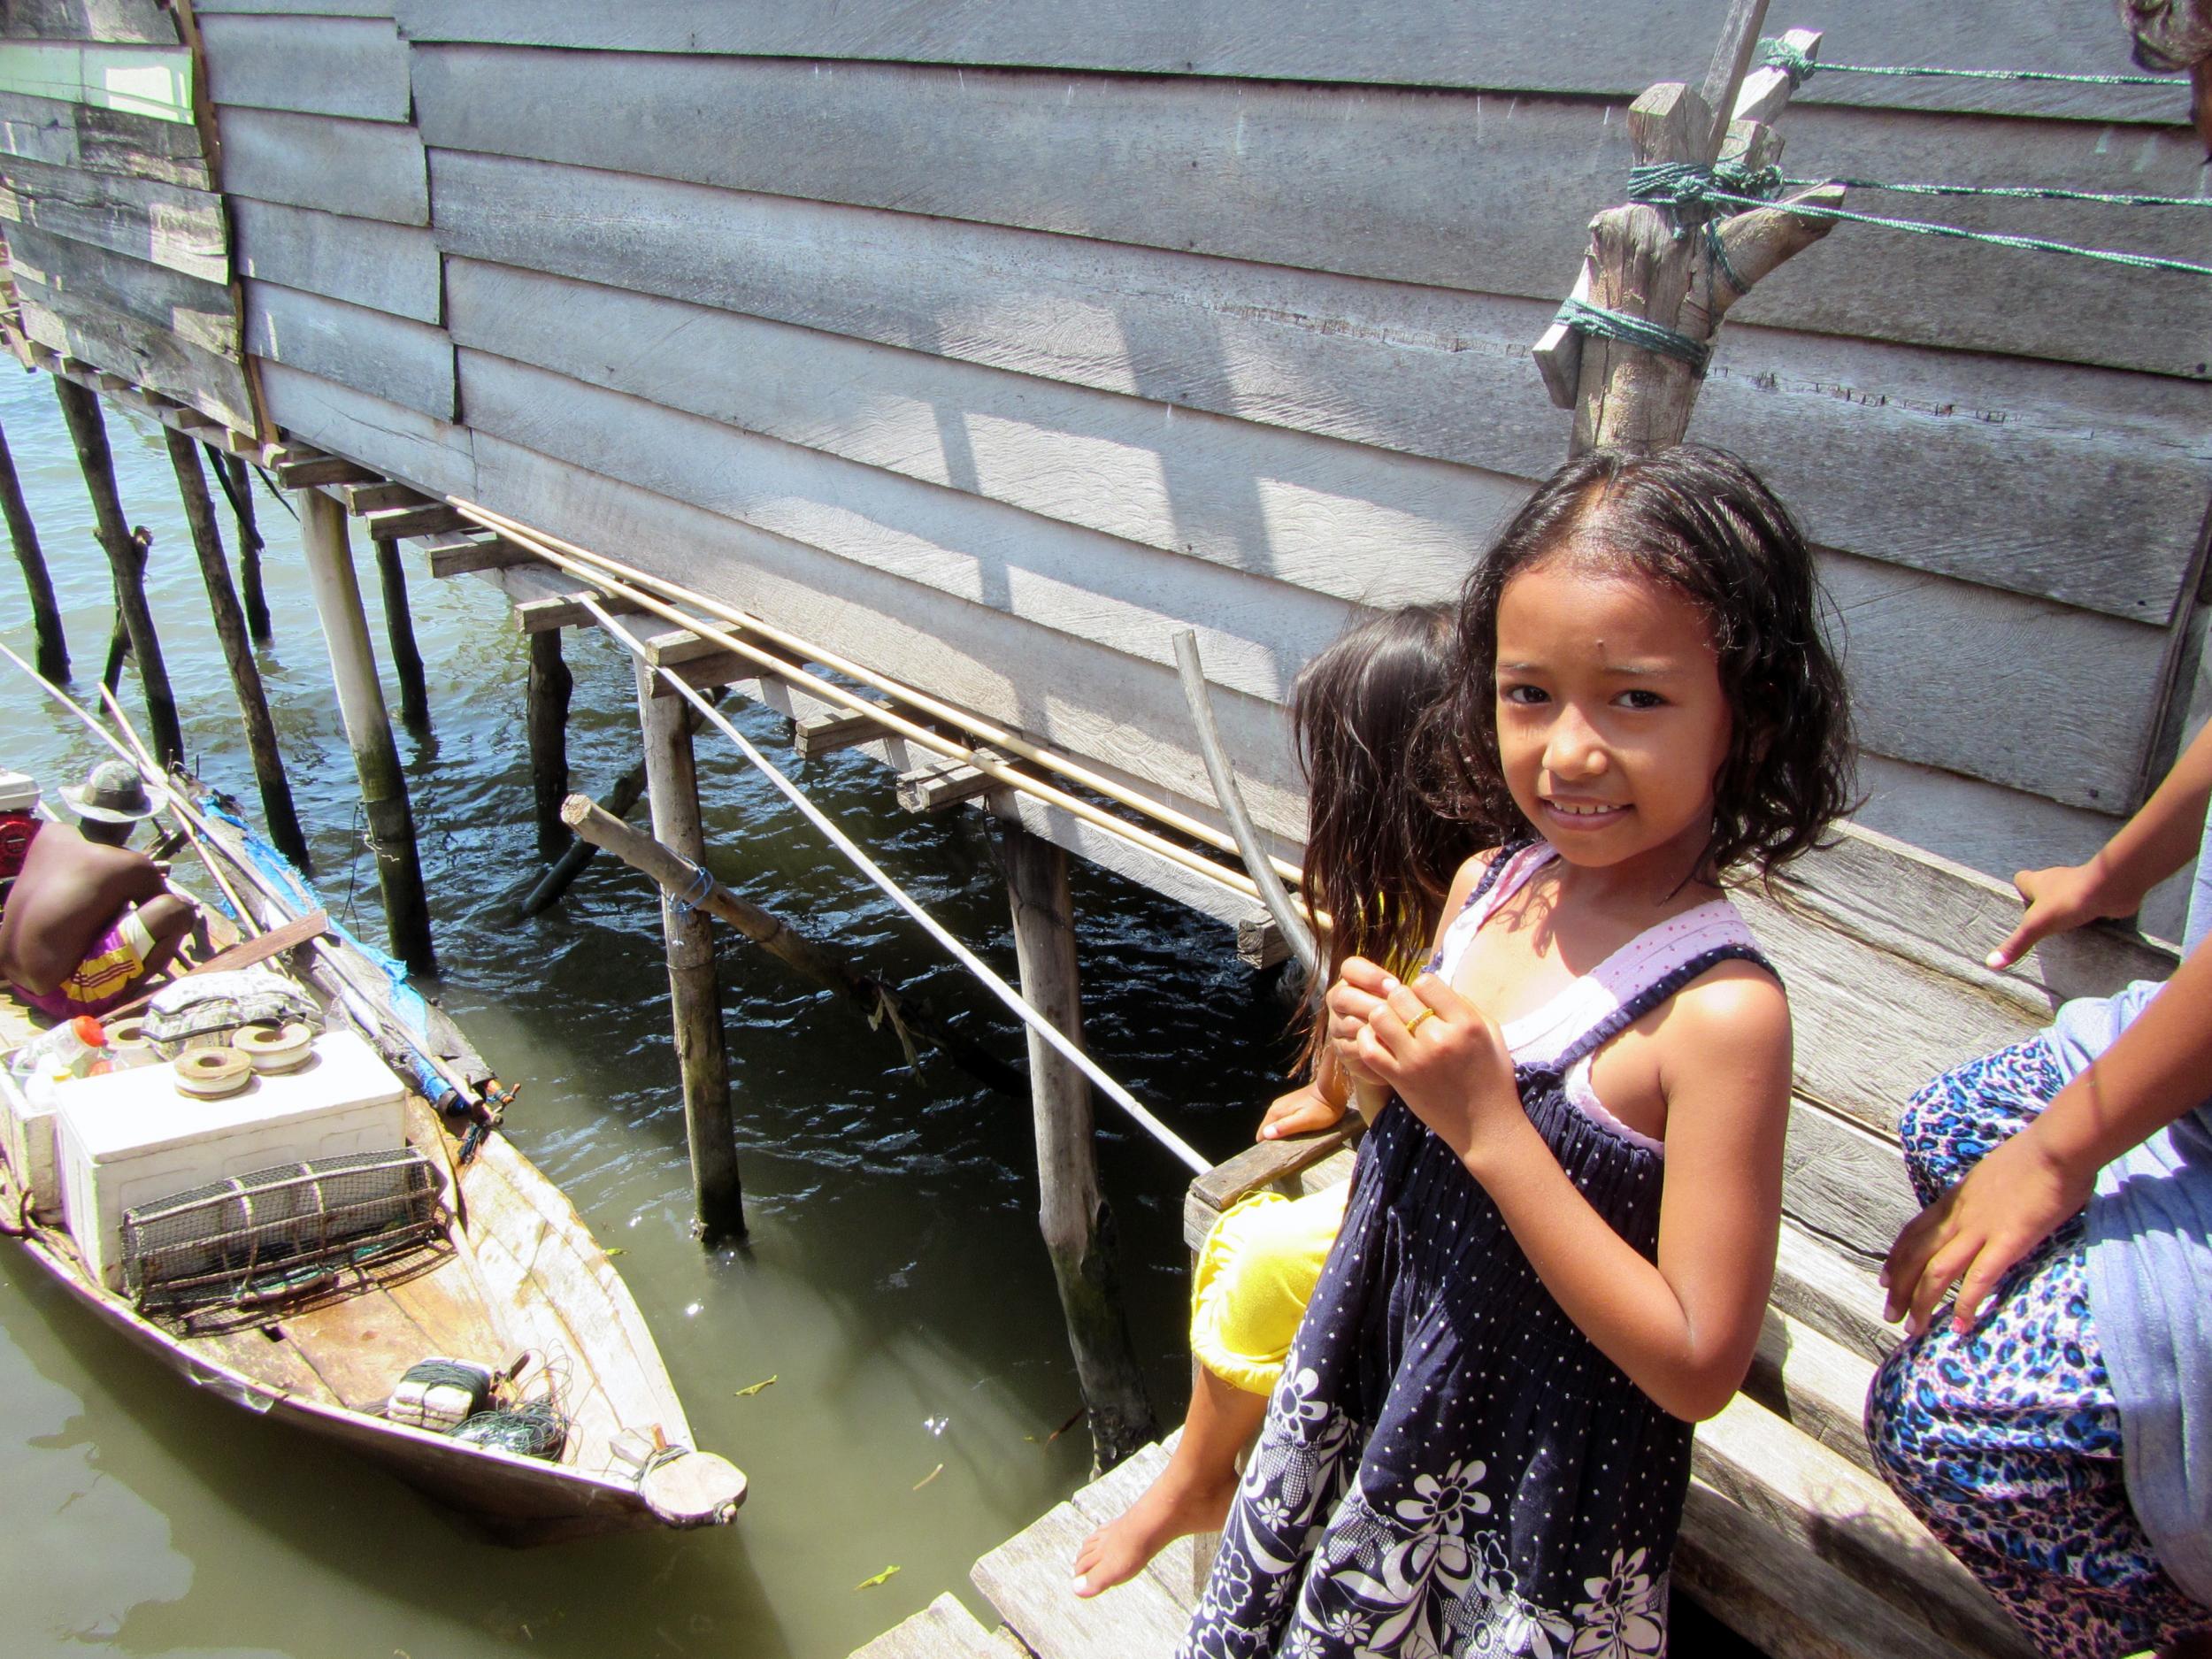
8, 1015, 110, 1081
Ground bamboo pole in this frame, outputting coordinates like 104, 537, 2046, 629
0, 416, 66, 680
563, 795, 1025, 1095
211, 445, 271, 641
1000, 822, 1156, 1471
54, 378, 182, 764
370, 532, 430, 729
162, 426, 311, 872
634, 656, 742, 1240
297, 489, 436, 973
444, 497, 1323, 921
527, 628, 572, 853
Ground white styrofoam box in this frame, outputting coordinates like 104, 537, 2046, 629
0, 771, 38, 812
0, 1066, 65, 1222
55, 1028, 408, 1290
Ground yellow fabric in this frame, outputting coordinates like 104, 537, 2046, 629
1190, 1184, 1350, 1396
57, 911, 148, 1005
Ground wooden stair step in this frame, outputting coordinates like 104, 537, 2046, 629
1743, 1303, 1881, 1476
850, 1592, 1029, 1659
972, 1495, 1192, 1659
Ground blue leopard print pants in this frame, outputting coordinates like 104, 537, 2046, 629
1865, 1034, 2208, 1657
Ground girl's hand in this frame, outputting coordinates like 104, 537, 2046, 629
1330, 958, 1527, 1167
1880, 1131, 2093, 1335
1985, 861, 2129, 971
1256, 1080, 1346, 1141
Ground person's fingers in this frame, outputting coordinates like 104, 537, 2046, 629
1382, 981, 1430, 1030
1354, 1025, 1400, 1081
1907, 1235, 1980, 1337
1950, 1241, 2024, 1334
1337, 956, 1394, 993
1407, 972, 1476, 1020
1260, 1094, 1341, 1140
1986, 904, 2055, 972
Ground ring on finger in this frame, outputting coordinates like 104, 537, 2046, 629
1404, 1007, 1440, 1036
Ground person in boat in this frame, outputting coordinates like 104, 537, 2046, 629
60, 758, 159, 849
0, 793, 196, 1021
1868, 711, 2212, 1659
1182, 444, 1852, 1656
1073, 603, 1476, 1597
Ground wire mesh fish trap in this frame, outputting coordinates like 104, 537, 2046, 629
121, 1148, 442, 1311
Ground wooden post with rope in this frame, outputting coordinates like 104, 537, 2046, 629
0, 416, 65, 680
162, 426, 311, 872
634, 656, 744, 1240
297, 489, 436, 973
998, 822, 1156, 1470
528, 629, 572, 853
51, 376, 184, 765
1532, 4, 1844, 452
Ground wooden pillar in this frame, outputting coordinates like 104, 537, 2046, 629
163, 427, 311, 872
52, 377, 183, 765
634, 658, 742, 1240
213, 446, 271, 641
298, 489, 436, 973
998, 823, 1155, 1470
371, 533, 430, 729
0, 416, 66, 680
527, 628, 572, 852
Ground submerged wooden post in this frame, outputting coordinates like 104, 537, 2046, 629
528, 629, 572, 853
163, 427, 311, 872
634, 657, 743, 1240
371, 533, 431, 730
212, 445, 271, 641
0, 416, 66, 680
52, 378, 183, 765
998, 823, 1155, 1470
298, 489, 436, 972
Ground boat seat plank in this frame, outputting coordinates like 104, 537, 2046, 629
376, 1256, 503, 1368
196, 1317, 342, 1403
280, 1281, 443, 1409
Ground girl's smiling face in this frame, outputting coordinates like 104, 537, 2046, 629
1493, 553, 1732, 880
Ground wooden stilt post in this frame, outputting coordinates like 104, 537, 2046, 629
370, 533, 431, 730
0, 417, 66, 680
212, 445, 271, 641
998, 822, 1155, 1471
297, 489, 436, 973
527, 628, 572, 853
53, 379, 182, 764
634, 657, 743, 1240
163, 427, 311, 872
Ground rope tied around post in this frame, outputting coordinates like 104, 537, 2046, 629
1549, 296, 1712, 375
1626, 159, 1782, 220
669, 857, 716, 916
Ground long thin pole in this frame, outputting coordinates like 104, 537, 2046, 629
54, 378, 182, 764
371, 534, 430, 730
0, 416, 66, 680
527, 628, 572, 852
210, 445, 271, 641
163, 427, 311, 872
580, 596, 1210, 1176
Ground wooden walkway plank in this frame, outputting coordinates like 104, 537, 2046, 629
849, 1593, 1025, 1659
972, 1500, 1192, 1659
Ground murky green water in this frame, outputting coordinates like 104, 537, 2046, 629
0, 366, 1296, 1656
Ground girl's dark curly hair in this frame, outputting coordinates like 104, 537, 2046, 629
1435, 444, 1855, 884
1291, 603, 1479, 1072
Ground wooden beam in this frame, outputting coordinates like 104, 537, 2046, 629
358, 501, 469, 540
342, 480, 426, 514
426, 535, 531, 578
633, 656, 741, 1241
510, 585, 644, 634
895, 754, 1000, 814
793, 703, 895, 759
272, 449, 377, 488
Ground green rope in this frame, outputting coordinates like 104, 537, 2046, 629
1761, 37, 2178, 89
1781, 176, 2212, 211
1628, 160, 1781, 215
1551, 296, 1710, 374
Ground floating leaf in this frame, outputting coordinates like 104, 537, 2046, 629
604, 1247, 626, 1257
733, 1374, 779, 1398
855, 1564, 902, 1591
912, 1463, 944, 1492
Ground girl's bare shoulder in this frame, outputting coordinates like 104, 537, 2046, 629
1656, 956, 1793, 1083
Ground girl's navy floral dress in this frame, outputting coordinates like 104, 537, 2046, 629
1181, 845, 1774, 1659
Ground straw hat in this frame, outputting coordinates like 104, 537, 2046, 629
60, 759, 157, 824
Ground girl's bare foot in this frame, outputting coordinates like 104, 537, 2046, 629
1070, 1464, 1240, 1599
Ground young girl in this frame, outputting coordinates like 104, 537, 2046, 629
1074, 603, 1474, 1598
1183, 445, 1852, 1657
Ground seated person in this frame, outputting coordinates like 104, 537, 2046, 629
0, 812, 197, 1020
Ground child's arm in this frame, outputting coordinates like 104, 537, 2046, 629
1256, 1047, 1351, 1141
1332, 956, 1790, 1422
1886, 935, 2212, 1335
1988, 715, 2212, 969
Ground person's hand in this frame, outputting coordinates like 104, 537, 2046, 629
1985, 861, 2130, 971
1257, 1080, 1346, 1141
1880, 1132, 2093, 1335
1327, 958, 1525, 1167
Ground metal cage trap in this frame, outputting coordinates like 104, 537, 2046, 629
122, 1148, 442, 1314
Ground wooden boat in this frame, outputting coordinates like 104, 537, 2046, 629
0, 802, 747, 1546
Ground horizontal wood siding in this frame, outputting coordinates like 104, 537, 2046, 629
257, 361, 475, 497
215, 105, 426, 223
233, 196, 441, 323
4, 220, 236, 356
0, 150, 223, 280
388, 0, 2183, 124
198, 12, 411, 123
0, 1, 180, 45
426, 155, 2211, 624
0, 39, 191, 120
407, 46, 2210, 380
243, 280, 454, 418
16, 281, 255, 428
0, 87, 209, 186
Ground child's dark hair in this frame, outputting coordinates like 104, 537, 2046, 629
1438, 444, 1854, 882
1291, 603, 1475, 1071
